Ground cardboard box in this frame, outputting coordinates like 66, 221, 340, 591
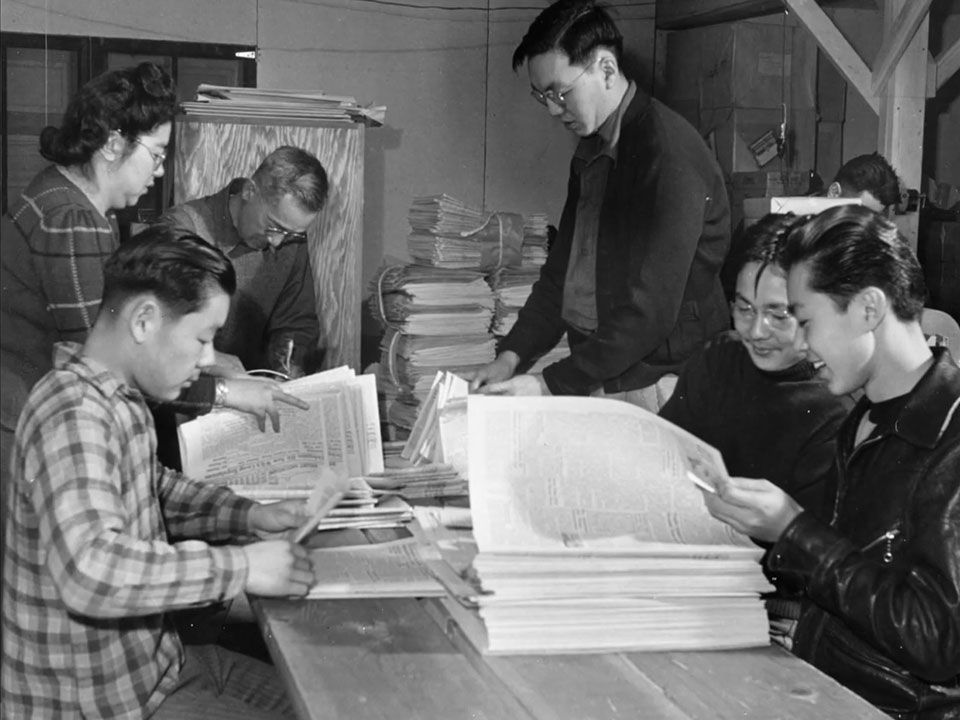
666, 20, 816, 113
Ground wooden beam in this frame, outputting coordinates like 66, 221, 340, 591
936, 39, 960, 91
783, 0, 879, 113
870, 0, 933, 95
879, 0, 928, 251
656, 0, 782, 30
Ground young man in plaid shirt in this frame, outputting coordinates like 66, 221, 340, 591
2, 226, 315, 719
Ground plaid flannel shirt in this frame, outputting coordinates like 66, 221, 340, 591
2, 343, 255, 719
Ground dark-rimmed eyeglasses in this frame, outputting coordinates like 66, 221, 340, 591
251, 182, 309, 247
530, 57, 598, 110
264, 225, 308, 245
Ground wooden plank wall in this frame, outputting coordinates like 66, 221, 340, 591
173, 117, 364, 371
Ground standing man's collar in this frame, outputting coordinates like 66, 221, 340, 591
574, 79, 637, 164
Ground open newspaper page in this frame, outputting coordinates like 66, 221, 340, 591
467, 395, 757, 557
178, 368, 383, 498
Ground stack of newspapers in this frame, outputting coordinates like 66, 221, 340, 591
371, 263, 496, 429
373, 195, 561, 434
521, 212, 550, 267
181, 84, 385, 126
406, 195, 547, 273
428, 395, 774, 655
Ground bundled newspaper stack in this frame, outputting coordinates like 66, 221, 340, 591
407, 195, 489, 269
371, 263, 496, 430
373, 195, 568, 435
427, 395, 774, 655
521, 212, 550, 268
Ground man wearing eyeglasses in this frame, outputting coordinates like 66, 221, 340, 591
470, 0, 731, 411
160, 146, 328, 379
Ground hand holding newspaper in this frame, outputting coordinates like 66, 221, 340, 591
292, 468, 351, 543
177, 367, 383, 500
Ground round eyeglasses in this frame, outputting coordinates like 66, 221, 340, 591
264, 225, 308, 246
530, 57, 598, 110
730, 301, 794, 331
133, 138, 166, 169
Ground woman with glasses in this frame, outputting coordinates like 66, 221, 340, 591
2, 62, 175, 398
1, 63, 177, 504
1, 64, 305, 509
659, 213, 854, 645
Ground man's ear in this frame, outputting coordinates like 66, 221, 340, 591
856, 286, 888, 331
826, 181, 843, 199
128, 296, 162, 344
597, 50, 618, 86
240, 179, 258, 202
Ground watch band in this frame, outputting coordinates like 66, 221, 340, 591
213, 377, 229, 408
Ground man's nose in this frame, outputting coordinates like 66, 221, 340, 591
748, 313, 769, 338
199, 343, 216, 368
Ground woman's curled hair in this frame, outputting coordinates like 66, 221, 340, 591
39, 62, 178, 166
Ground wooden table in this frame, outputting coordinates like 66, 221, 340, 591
253, 594, 888, 720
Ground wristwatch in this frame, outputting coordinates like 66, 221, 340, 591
213, 377, 230, 408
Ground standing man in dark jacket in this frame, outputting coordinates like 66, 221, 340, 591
469, 0, 730, 410
703, 205, 960, 719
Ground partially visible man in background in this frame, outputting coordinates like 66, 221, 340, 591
827, 152, 901, 218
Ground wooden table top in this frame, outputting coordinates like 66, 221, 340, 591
253, 593, 888, 720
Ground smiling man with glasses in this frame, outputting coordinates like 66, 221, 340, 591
470, 0, 732, 415
159, 146, 328, 380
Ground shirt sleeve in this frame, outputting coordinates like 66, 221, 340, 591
157, 462, 258, 542
769, 453, 960, 683
28, 400, 249, 619
24, 203, 118, 342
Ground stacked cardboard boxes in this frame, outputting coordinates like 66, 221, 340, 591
665, 16, 817, 178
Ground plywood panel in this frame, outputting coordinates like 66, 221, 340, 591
174, 117, 364, 371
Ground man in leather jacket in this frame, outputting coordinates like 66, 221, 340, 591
701, 205, 959, 719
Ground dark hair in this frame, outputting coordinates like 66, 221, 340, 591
39, 62, 178, 167
512, 0, 623, 71
252, 146, 330, 213
833, 152, 900, 210
101, 225, 236, 318
781, 205, 926, 321
737, 213, 812, 291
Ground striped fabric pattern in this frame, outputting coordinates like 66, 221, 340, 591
8, 166, 119, 339
2, 343, 255, 718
